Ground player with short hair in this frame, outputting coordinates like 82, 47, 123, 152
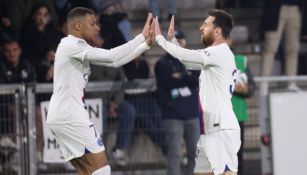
153, 9, 241, 175
46, 7, 153, 175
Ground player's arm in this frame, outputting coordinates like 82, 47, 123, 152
84, 34, 146, 63
167, 37, 203, 71
90, 42, 150, 68
73, 13, 153, 64
154, 17, 205, 69
169, 36, 204, 70
181, 61, 204, 70
156, 35, 204, 67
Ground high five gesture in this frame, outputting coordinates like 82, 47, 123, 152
167, 15, 175, 41
142, 13, 154, 45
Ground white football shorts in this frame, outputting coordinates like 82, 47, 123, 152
194, 129, 241, 175
48, 121, 105, 162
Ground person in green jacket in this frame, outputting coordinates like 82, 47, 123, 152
232, 54, 256, 175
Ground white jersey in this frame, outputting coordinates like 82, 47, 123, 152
47, 34, 148, 124
156, 35, 240, 134
197, 44, 239, 133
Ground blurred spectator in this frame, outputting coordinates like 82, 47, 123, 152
111, 54, 166, 165
90, 0, 133, 41
260, 0, 306, 91
53, 0, 89, 26
58, 19, 68, 38
0, 39, 36, 83
0, 1, 18, 44
149, 0, 177, 21
216, 0, 264, 8
154, 30, 200, 175
232, 54, 256, 175
91, 0, 133, 48
19, 2, 61, 68
5, 0, 37, 34
123, 54, 150, 80
0, 39, 36, 155
37, 46, 55, 83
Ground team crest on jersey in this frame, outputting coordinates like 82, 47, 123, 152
203, 50, 211, 56
77, 39, 87, 47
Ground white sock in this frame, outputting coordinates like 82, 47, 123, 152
92, 165, 111, 175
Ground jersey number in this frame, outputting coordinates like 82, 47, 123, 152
229, 69, 237, 94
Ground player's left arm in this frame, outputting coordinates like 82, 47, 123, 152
90, 42, 150, 68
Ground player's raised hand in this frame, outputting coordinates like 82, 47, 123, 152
146, 18, 155, 45
167, 15, 175, 40
154, 17, 161, 36
142, 13, 153, 39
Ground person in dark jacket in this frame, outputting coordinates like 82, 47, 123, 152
0, 39, 36, 83
19, 2, 61, 67
0, 39, 36, 152
154, 30, 200, 175
260, 0, 307, 91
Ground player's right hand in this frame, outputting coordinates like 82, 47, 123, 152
167, 15, 175, 41
142, 13, 153, 39
146, 17, 155, 46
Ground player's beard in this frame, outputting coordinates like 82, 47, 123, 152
201, 30, 215, 47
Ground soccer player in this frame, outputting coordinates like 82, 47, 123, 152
46, 7, 153, 175
153, 9, 241, 175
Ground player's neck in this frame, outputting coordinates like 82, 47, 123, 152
212, 37, 226, 46
68, 30, 83, 39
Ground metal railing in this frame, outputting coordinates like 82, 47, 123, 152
1, 76, 307, 175
0, 84, 26, 174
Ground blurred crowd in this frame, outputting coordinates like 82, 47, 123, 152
0, 0, 305, 85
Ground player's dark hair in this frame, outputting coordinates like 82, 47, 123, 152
67, 7, 95, 22
208, 9, 233, 39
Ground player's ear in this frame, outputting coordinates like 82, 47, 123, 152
75, 23, 82, 31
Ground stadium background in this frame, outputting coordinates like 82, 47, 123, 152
0, 0, 307, 174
